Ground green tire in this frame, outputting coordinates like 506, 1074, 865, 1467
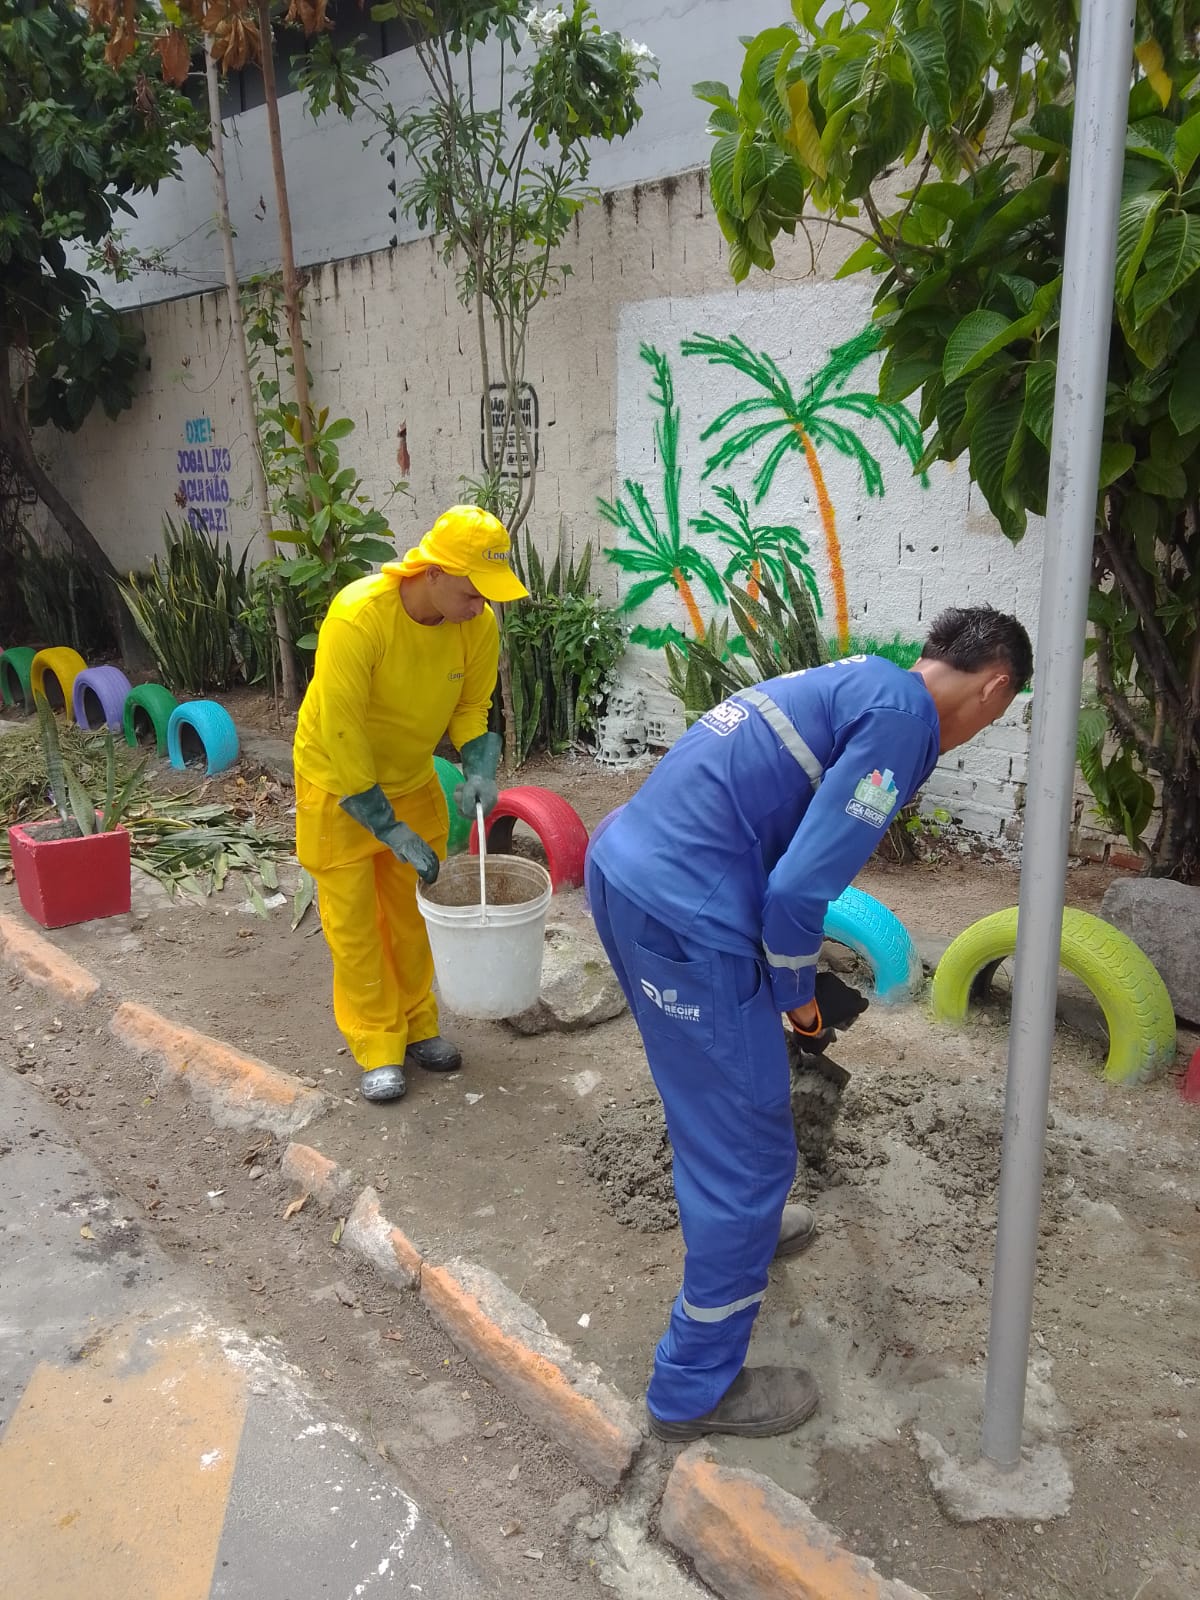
931, 905, 1177, 1084
0, 647, 36, 712
123, 683, 179, 758
435, 756, 471, 855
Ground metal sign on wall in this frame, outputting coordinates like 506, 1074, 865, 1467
481, 383, 538, 481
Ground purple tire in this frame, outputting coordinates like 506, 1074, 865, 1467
72, 665, 133, 732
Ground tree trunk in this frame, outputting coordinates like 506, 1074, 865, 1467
796, 426, 850, 654
0, 332, 148, 667
205, 43, 300, 713
255, 1, 324, 549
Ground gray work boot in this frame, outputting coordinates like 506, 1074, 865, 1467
648, 1366, 820, 1442
405, 1035, 462, 1073
773, 1202, 818, 1259
359, 1065, 407, 1102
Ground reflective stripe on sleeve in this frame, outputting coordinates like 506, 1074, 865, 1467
736, 686, 824, 790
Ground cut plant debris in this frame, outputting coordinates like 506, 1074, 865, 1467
0, 718, 295, 912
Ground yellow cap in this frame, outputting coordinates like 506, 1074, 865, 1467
385, 505, 529, 602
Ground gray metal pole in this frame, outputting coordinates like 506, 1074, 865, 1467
980, 0, 1136, 1470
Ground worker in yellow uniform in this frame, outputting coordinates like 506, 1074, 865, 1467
293, 506, 528, 1102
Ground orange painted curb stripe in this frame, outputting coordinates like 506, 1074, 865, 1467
0, 914, 100, 1003
110, 1002, 326, 1135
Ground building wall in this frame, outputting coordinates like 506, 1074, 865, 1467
37, 170, 1077, 848
90, 0, 794, 314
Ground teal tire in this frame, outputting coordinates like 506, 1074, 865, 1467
823, 884, 924, 1003
931, 905, 1177, 1084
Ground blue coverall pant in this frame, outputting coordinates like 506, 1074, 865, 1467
587, 858, 798, 1422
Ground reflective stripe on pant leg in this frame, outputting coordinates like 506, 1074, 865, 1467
681, 1289, 766, 1323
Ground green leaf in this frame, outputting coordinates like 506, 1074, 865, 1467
933, 0, 992, 104
351, 536, 399, 563
899, 25, 951, 132
1023, 361, 1057, 448
969, 391, 1026, 539
295, 632, 320, 651
1134, 455, 1187, 497
1115, 189, 1166, 299
322, 416, 355, 442
694, 80, 737, 112
1169, 359, 1200, 434
966, 175, 1058, 261
1133, 214, 1200, 325
1098, 442, 1136, 487
710, 134, 738, 216
1174, 111, 1200, 180
943, 309, 1015, 384
291, 869, 316, 932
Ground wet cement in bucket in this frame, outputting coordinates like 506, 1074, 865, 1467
421, 855, 544, 909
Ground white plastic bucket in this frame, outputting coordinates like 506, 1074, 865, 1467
417, 853, 552, 1020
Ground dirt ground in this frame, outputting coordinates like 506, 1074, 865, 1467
5, 749, 1200, 1600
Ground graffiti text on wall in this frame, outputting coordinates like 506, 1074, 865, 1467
177, 415, 233, 535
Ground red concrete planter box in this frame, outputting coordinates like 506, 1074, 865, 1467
9, 820, 131, 929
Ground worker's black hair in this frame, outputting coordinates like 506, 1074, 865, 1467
920, 606, 1033, 691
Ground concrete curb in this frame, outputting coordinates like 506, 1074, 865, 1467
660, 1445, 930, 1600
0, 915, 100, 1004
1, 916, 935, 1598
110, 1001, 329, 1136
340, 1185, 421, 1287
280, 1142, 354, 1208
420, 1255, 643, 1489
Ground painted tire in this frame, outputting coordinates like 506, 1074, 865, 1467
468, 785, 590, 891
123, 684, 179, 757
72, 665, 133, 732
931, 906, 1177, 1084
167, 700, 240, 776
823, 885, 923, 1004
31, 647, 88, 721
434, 756, 472, 856
583, 804, 626, 911
0, 647, 37, 712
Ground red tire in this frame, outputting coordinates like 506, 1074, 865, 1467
468, 785, 589, 891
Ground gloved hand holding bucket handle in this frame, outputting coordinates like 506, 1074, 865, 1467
340, 785, 440, 885
455, 731, 502, 821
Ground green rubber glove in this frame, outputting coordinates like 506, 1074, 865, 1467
456, 731, 502, 821
340, 785, 439, 884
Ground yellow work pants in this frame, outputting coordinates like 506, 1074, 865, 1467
295, 773, 449, 1071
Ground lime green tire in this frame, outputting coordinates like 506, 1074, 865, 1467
434, 756, 472, 855
931, 905, 1176, 1084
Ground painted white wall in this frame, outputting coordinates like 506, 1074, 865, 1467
92, 0, 787, 311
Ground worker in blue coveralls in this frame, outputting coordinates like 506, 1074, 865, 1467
586, 607, 1033, 1442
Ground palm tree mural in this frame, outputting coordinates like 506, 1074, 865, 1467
680, 326, 926, 653
599, 344, 724, 642
691, 484, 820, 612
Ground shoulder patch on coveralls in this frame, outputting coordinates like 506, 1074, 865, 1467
699, 701, 749, 737
846, 767, 899, 826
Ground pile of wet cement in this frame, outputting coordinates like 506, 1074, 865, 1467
576, 1042, 854, 1233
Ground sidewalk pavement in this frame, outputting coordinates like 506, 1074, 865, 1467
0, 1066, 502, 1600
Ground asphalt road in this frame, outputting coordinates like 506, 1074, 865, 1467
0, 1066, 502, 1600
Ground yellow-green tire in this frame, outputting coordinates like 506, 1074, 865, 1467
931, 905, 1176, 1084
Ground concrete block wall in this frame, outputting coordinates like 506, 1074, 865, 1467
31, 162, 1129, 860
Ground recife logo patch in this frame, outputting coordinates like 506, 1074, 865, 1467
640, 980, 702, 1023
846, 767, 899, 827
699, 701, 749, 738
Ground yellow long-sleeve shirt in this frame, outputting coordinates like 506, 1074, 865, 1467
293, 570, 498, 797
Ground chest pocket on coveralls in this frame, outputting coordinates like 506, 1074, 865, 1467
630, 942, 716, 1054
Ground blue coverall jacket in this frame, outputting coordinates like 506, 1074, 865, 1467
586, 656, 940, 1421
